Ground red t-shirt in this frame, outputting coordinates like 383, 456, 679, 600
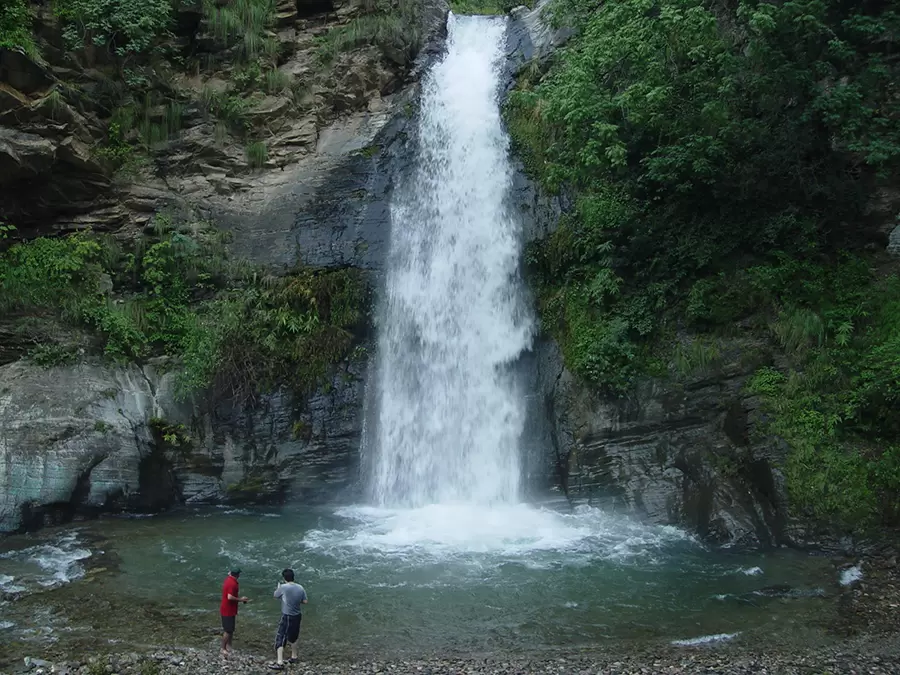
220, 575, 239, 616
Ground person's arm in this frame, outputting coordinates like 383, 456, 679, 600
301, 588, 308, 604
274, 584, 283, 599
227, 594, 249, 603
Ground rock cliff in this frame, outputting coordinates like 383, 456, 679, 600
0, 354, 367, 533
0, 0, 450, 533
528, 339, 800, 548
2, 0, 838, 548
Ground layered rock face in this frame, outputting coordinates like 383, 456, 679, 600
0, 0, 449, 533
528, 341, 795, 548
0, 357, 366, 533
0, 1, 450, 239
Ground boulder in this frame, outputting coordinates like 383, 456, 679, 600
0, 48, 54, 95
247, 95, 293, 124
0, 127, 56, 183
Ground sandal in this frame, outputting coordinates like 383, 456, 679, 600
268, 663, 285, 671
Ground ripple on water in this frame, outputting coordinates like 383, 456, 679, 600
736, 566, 764, 576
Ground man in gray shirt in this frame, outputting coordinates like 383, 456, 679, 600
269, 568, 308, 670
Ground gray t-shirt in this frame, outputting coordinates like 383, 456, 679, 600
274, 582, 307, 616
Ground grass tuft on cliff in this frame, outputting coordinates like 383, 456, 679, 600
508, 0, 900, 529
316, 0, 423, 66
0, 215, 368, 404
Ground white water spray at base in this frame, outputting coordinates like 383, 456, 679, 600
370, 14, 532, 507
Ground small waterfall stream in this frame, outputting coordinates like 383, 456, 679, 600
370, 14, 533, 507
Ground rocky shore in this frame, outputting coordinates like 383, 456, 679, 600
11, 636, 900, 675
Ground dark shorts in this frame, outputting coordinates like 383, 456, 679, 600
274, 613, 301, 649
221, 615, 236, 634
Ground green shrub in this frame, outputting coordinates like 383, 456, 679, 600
1, 222, 368, 402
743, 269, 900, 527
200, 86, 250, 133
177, 268, 368, 403
449, 0, 517, 15
28, 343, 79, 368
0, 0, 36, 55
509, 0, 900, 528
264, 69, 290, 94
54, 0, 174, 56
203, 0, 277, 61
0, 231, 105, 316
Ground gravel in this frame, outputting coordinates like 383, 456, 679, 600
13, 640, 900, 675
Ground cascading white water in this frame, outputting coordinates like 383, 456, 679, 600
370, 14, 533, 507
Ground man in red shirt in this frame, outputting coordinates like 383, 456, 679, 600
220, 568, 250, 657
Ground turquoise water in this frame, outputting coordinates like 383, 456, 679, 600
0, 502, 843, 664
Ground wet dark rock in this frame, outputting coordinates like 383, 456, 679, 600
523, 332, 799, 548
504, 0, 574, 91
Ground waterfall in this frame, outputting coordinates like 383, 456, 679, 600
369, 14, 534, 508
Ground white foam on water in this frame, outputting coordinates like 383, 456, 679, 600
303, 503, 692, 561
0, 620, 13, 630
32, 533, 92, 587
0, 532, 91, 590
737, 566, 763, 576
672, 632, 740, 646
0, 574, 26, 594
564, 601, 579, 608
840, 564, 863, 586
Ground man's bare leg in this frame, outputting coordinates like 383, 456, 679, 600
290, 641, 299, 661
222, 631, 233, 656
